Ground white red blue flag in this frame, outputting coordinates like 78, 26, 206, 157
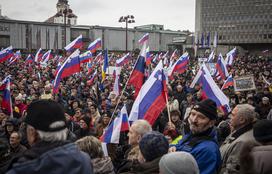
64, 35, 83, 53
87, 70, 97, 86
41, 50, 52, 64
225, 47, 237, 66
221, 75, 234, 90
53, 49, 81, 93
168, 52, 189, 76
191, 64, 231, 114
0, 46, 13, 63
8, 50, 21, 65
129, 60, 167, 125
34, 48, 43, 63
116, 53, 131, 67
138, 33, 149, 45
1, 76, 13, 117
215, 53, 229, 80
128, 42, 147, 98
100, 105, 130, 144
207, 50, 215, 63
79, 50, 93, 63
88, 38, 102, 53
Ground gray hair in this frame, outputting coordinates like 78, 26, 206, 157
132, 119, 152, 136
35, 121, 68, 142
236, 104, 256, 124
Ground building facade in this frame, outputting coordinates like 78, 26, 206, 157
0, 19, 189, 53
195, 0, 272, 52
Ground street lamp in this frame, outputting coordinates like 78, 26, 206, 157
119, 15, 135, 52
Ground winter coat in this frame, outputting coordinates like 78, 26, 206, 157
92, 156, 115, 174
6, 141, 93, 174
240, 142, 272, 174
219, 124, 256, 174
171, 128, 221, 174
120, 157, 161, 174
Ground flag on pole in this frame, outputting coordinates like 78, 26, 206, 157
225, 47, 237, 66
100, 105, 130, 143
53, 49, 81, 93
88, 38, 102, 53
138, 33, 149, 45
128, 42, 146, 98
112, 69, 120, 96
41, 50, 52, 64
207, 50, 215, 63
1, 76, 13, 117
79, 50, 93, 63
87, 70, 97, 86
34, 48, 43, 63
116, 53, 131, 67
221, 75, 234, 90
215, 53, 229, 80
64, 35, 83, 53
206, 32, 210, 47
9, 50, 21, 65
213, 31, 217, 48
0, 46, 13, 63
102, 49, 109, 80
129, 60, 167, 125
145, 47, 153, 66
168, 52, 189, 76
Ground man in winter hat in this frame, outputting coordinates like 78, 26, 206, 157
169, 99, 221, 174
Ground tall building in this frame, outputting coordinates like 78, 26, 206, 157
45, 0, 77, 25
195, 0, 272, 51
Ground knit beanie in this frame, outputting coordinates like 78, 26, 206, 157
139, 131, 169, 162
253, 120, 272, 143
25, 99, 66, 132
192, 99, 218, 120
159, 152, 199, 174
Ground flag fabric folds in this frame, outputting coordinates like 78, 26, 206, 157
145, 47, 153, 66
87, 70, 97, 86
168, 52, 189, 76
112, 69, 120, 96
64, 35, 83, 53
53, 49, 81, 93
225, 47, 237, 66
9, 50, 21, 65
128, 42, 147, 98
79, 50, 93, 63
221, 75, 234, 90
34, 48, 43, 63
207, 50, 215, 63
41, 50, 52, 64
116, 53, 131, 67
100, 105, 130, 144
0, 46, 13, 63
215, 54, 229, 80
25, 54, 34, 65
88, 38, 102, 53
191, 64, 231, 114
138, 33, 149, 45
129, 60, 167, 125
1, 76, 13, 117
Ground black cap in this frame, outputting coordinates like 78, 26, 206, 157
253, 120, 272, 143
25, 99, 67, 132
192, 99, 218, 120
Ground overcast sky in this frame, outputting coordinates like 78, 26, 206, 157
1, 0, 195, 31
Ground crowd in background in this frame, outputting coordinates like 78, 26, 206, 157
0, 49, 272, 174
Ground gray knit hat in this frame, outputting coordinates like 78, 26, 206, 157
159, 152, 199, 174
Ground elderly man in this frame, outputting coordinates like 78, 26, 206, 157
9, 131, 27, 158
7, 99, 93, 174
219, 104, 257, 174
169, 99, 221, 174
117, 119, 152, 173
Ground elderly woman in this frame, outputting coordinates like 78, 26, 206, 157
76, 136, 115, 174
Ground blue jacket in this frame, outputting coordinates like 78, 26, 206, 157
173, 128, 221, 174
7, 142, 93, 174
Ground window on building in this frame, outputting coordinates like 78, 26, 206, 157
0, 35, 10, 48
268, 34, 272, 39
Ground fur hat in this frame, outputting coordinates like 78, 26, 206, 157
139, 131, 169, 162
192, 99, 218, 120
25, 99, 66, 132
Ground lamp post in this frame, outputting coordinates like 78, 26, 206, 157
119, 15, 135, 52
63, 8, 68, 47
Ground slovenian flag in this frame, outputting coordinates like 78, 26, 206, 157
0, 46, 13, 63
138, 33, 149, 45
168, 52, 189, 76
129, 60, 167, 125
116, 53, 131, 67
79, 50, 93, 63
64, 35, 83, 53
221, 75, 234, 90
88, 38, 102, 53
100, 105, 130, 144
1, 76, 13, 117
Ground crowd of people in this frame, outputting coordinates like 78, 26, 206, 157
0, 49, 272, 174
